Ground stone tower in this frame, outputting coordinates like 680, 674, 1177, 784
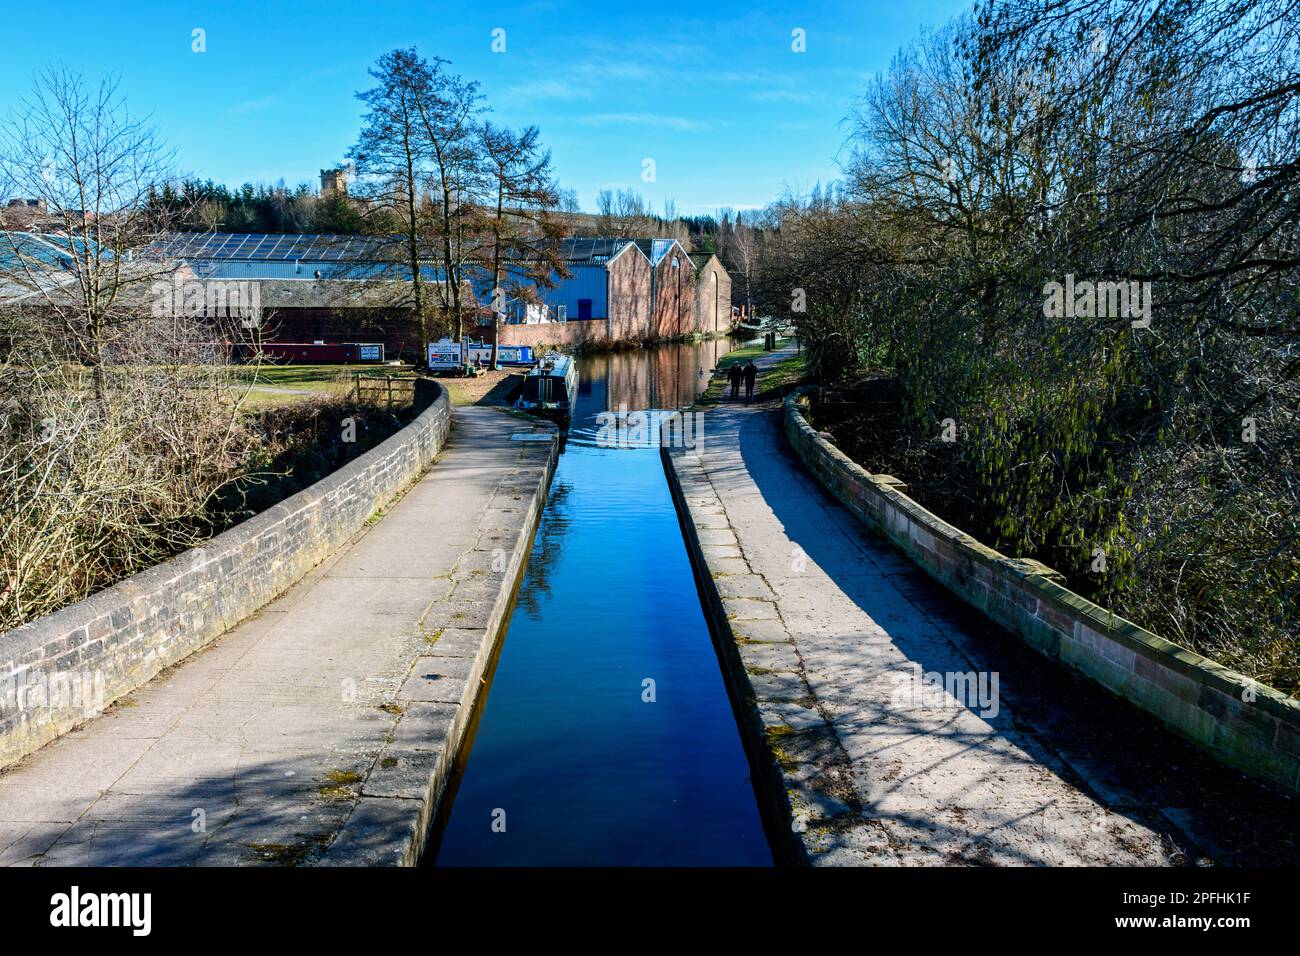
320, 167, 349, 197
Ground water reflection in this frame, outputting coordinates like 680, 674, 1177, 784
429, 337, 771, 867
577, 337, 735, 419
567, 338, 736, 448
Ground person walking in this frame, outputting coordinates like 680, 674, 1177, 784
727, 362, 743, 400
742, 359, 758, 403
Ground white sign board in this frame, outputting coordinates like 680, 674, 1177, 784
427, 340, 462, 370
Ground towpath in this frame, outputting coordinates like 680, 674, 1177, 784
0, 407, 555, 866
668, 399, 1299, 865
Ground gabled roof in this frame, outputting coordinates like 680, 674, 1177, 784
557, 237, 638, 263
633, 238, 693, 267
0, 232, 89, 303
0, 231, 94, 270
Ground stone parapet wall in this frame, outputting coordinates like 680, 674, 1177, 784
784, 387, 1300, 795
0, 380, 452, 770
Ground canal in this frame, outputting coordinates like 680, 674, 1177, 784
427, 339, 773, 866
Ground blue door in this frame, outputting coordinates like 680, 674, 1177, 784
578, 299, 593, 320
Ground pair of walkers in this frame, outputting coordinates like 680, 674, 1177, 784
727, 360, 758, 402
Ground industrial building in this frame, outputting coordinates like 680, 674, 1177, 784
139, 231, 733, 358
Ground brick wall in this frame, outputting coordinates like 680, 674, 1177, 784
264, 307, 423, 361
691, 256, 731, 335
649, 244, 695, 339
608, 246, 652, 341
497, 249, 655, 351
264, 245, 716, 356
784, 388, 1300, 795
496, 318, 623, 351
0, 381, 452, 771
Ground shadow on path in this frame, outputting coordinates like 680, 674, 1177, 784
730, 404, 1297, 866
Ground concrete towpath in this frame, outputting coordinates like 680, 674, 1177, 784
668, 400, 1300, 866
750, 340, 799, 371
0, 406, 556, 866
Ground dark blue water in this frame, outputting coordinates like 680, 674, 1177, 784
430, 341, 771, 866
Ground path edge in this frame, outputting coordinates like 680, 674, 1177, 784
661, 439, 810, 866
320, 415, 560, 866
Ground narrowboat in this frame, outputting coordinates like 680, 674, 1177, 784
516, 351, 578, 422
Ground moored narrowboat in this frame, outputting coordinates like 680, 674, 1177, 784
516, 351, 578, 422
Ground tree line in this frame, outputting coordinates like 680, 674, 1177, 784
150, 179, 365, 234
751, 0, 1299, 690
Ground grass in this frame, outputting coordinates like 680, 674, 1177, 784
60, 360, 512, 410
248, 835, 331, 865
696, 341, 806, 407
25, 362, 372, 411
755, 353, 808, 396
232, 364, 371, 387
231, 363, 364, 409
318, 768, 364, 801
715, 337, 794, 369
235, 363, 424, 410
438, 368, 525, 407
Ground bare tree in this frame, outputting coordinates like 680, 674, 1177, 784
407, 54, 485, 343
556, 187, 580, 214
0, 70, 269, 628
717, 208, 758, 318
596, 188, 652, 237
352, 50, 487, 348
0, 67, 181, 400
759, 0, 1300, 691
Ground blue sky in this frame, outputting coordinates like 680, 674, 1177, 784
1, 0, 971, 216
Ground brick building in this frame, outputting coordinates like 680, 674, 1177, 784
497, 237, 724, 349
688, 252, 731, 336
140, 232, 732, 358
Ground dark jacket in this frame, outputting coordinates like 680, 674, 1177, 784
727, 364, 743, 385
742, 362, 758, 385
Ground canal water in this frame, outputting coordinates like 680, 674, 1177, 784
428, 339, 772, 866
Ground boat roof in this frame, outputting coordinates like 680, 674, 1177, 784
527, 352, 573, 374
